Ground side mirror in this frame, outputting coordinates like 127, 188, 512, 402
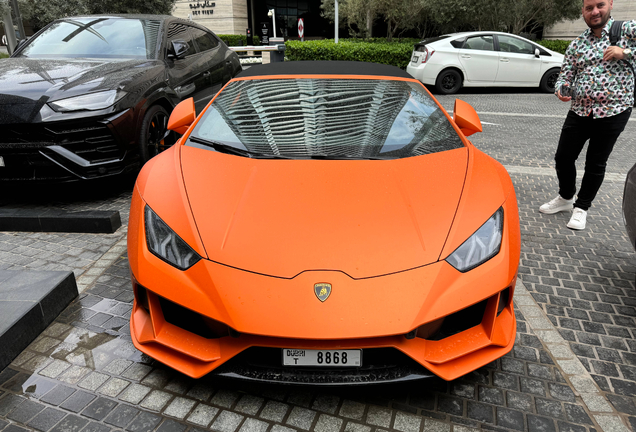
168, 40, 190, 60
453, 99, 482, 137
167, 98, 196, 135
534, 48, 540, 58
15, 38, 28, 51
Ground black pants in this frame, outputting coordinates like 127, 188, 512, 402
555, 108, 631, 210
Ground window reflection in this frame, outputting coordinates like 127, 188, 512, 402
18, 18, 162, 59
188, 79, 463, 159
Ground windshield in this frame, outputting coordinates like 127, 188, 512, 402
187, 78, 464, 159
16, 18, 162, 59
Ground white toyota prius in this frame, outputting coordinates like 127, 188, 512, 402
406, 32, 564, 94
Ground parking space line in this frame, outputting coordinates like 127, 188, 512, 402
514, 278, 631, 432
478, 111, 636, 121
504, 165, 626, 183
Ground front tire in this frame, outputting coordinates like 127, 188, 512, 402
435, 69, 462, 95
139, 105, 174, 164
540, 68, 560, 93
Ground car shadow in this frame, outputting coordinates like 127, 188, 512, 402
0, 173, 137, 207
424, 85, 550, 96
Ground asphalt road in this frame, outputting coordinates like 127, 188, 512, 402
0, 87, 635, 432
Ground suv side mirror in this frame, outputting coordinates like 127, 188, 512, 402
168, 40, 190, 60
13, 38, 28, 53
534, 48, 540, 58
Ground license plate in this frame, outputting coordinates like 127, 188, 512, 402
411, 55, 419, 63
283, 349, 362, 367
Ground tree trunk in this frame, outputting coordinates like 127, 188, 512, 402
366, 9, 372, 37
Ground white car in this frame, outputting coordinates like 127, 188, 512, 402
407, 32, 564, 94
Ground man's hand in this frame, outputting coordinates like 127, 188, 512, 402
557, 88, 572, 102
603, 46, 626, 61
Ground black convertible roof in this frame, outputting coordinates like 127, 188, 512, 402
237, 61, 413, 79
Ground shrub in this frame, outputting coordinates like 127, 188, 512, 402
285, 39, 415, 69
217, 34, 261, 47
536, 39, 572, 55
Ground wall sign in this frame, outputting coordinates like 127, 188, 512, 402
189, 1, 215, 16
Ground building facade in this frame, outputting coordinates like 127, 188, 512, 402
543, 0, 636, 40
172, 0, 330, 38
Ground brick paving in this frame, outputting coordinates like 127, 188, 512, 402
0, 89, 635, 431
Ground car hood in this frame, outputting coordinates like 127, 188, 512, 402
0, 58, 161, 122
180, 146, 469, 279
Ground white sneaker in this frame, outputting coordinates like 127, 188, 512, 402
539, 195, 575, 214
567, 208, 587, 230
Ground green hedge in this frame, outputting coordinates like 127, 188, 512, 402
285, 39, 414, 69
217, 34, 261, 46
535, 39, 571, 55
339, 37, 421, 45
223, 36, 572, 67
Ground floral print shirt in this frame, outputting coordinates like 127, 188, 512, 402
556, 18, 636, 118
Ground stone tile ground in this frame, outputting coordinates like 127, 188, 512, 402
1, 89, 635, 431
0, 255, 601, 431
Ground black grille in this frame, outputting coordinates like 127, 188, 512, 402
0, 119, 128, 180
0, 121, 120, 162
0, 149, 74, 181
214, 347, 435, 384
427, 299, 488, 341
159, 296, 230, 339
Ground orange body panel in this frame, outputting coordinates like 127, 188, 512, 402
453, 99, 483, 137
129, 182, 519, 340
127, 72, 520, 382
167, 97, 196, 135
180, 147, 469, 278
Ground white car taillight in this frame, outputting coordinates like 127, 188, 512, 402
422, 48, 435, 63
413, 47, 435, 64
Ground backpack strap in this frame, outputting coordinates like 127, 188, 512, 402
608, 20, 635, 106
610, 20, 624, 45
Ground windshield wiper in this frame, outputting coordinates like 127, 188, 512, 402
308, 154, 391, 160
188, 137, 291, 159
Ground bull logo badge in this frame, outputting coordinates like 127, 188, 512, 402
314, 283, 331, 302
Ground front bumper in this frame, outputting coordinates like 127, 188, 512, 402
130, 276, 516, 382
0, 109, 139, 181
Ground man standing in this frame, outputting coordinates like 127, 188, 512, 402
539, 0, 635, 230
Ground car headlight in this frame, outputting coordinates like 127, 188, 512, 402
446, 208, 503, 272
48, 90, 126, 112
145, 206, 201, 270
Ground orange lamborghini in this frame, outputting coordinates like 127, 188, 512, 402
127, 61, 520, 384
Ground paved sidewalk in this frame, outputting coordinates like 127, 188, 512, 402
0, 90, 635, 431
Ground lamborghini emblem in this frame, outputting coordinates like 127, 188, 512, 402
314, 283, 331, 302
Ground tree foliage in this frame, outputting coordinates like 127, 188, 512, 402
427, 0, 581, 35
321, 0, 428, 41
322, 0, 581, 40
0, 0, 10, 17
15, 0, 176, 31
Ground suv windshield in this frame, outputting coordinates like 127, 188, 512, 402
187, 78, 464, 159
17, 17, 162, 59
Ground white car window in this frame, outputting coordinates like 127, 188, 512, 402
497, 35, 534, 55
463, 35, 494, 51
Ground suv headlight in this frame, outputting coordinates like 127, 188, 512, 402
48, 90, 126, 112
145, 206, 200, 270
446, 208, 503, 272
